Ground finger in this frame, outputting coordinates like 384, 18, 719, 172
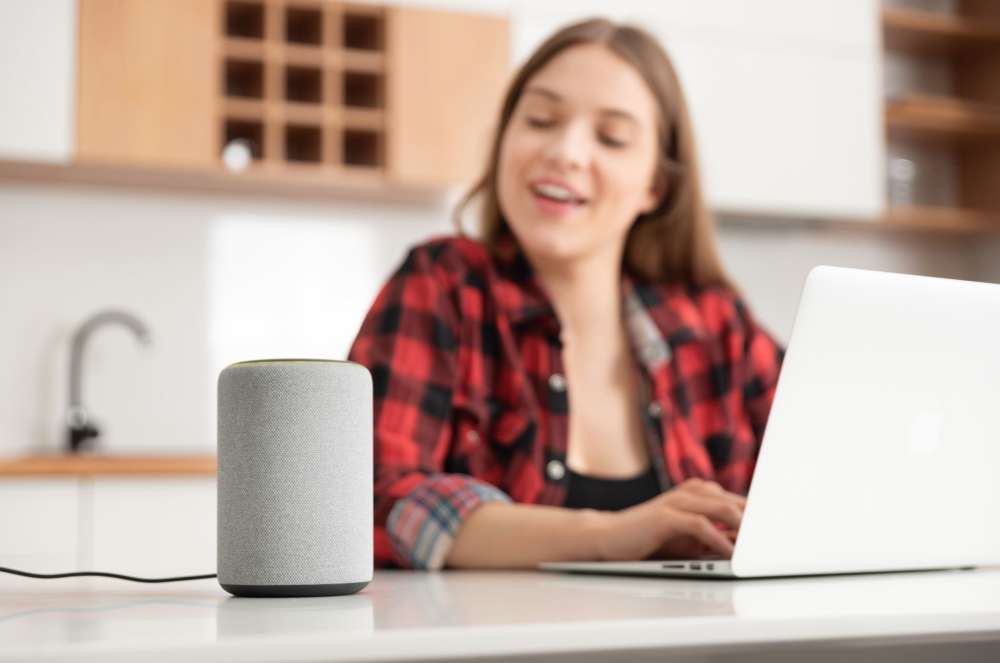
680, 479, 748, 508
666, 492, 744, 530
672, 512, 735, 558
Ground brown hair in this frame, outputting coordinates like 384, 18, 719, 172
454, 17, 730, 287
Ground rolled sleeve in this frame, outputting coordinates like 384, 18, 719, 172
386, 473, 512, 570
348, 240, 512, 570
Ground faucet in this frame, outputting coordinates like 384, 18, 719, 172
67, 310, 152, 453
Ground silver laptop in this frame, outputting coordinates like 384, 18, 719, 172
540, 266, 1000, 579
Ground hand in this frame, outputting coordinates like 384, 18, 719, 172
592, 478, 746, 562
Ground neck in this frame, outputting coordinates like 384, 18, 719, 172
529, 245, 626, 345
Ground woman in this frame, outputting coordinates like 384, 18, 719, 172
348, 18, 784, 570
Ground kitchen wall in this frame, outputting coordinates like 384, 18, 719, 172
0, 0, 995, 457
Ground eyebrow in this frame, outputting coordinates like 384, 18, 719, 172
523, 86, 640, 124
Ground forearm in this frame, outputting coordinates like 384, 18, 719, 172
445, 501, 608, 569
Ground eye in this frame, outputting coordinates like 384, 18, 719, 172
599, 134, 628, 148
526, 116, 555, 128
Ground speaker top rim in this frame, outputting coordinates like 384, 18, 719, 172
224, 359, 360, 368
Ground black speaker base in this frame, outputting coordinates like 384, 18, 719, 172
221, 580, 370, 597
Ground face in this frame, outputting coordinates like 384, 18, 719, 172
497, 43, 662, 269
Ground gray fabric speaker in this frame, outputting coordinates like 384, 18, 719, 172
217, 359, 373, 597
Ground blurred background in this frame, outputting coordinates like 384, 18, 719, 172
1, 0, 998, 576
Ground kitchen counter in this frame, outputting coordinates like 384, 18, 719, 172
0, 455, 216, 477
1, 567, 998, 662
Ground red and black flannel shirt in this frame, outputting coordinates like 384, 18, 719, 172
348, 235, 785, 570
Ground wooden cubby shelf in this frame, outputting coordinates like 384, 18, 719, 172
343, 11, 384, 51
220, 0, 387, 173
224, 59, 265, 99
286, 6, 324, 45
70, 0, 510, 195
225, 1, 265, 40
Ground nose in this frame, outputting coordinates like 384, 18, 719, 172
541, 120, 590, 171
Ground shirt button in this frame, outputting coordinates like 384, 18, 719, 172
548, 373, 567, 392
546, 459, 566, 481
647, 401, 663, 418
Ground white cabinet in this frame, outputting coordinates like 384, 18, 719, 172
0, 475, 216, 584
664, 30, 884, 220
0, 479, 79, 582
0, 0, 77, 163
88, 477, 216, 577
512, 0, 885, 220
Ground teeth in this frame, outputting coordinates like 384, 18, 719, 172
534, 183, 576, 202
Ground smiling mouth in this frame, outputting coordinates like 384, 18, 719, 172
530, 182, 588, 206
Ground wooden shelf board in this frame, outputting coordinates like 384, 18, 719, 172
342, 107, 385, 130
883, 7, 1000, 56
883, 205, 1000, 233
222, 98, 267, 120
222, 37, 267, 60
280, 102, 326, 124
341, 49, 385, 73
223, 40, 384, 72
717, 207, 1000, 236
0, 158, 445, 205
886, 95, 1000, 142
0, 454, 217, 477
283, 43, 327, 67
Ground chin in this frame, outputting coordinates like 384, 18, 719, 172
512, 223, 595, 265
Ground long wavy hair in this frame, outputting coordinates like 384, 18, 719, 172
453, 17, 729, 287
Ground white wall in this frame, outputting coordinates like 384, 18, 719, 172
0, 0, 76, 162
718, 221, 981, 342
0, 183, 450, 455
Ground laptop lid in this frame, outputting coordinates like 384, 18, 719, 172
731, 266, 1000, 578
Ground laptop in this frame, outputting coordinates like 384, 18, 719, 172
540, 266, 1000, 579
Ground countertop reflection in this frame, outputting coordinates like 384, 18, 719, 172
1, 567, 999, 662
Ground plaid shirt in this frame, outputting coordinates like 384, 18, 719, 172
348, 235, 784, 570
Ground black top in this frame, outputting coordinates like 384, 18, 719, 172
563, 464, 662, 512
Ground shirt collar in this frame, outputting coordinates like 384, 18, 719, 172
624, 277, 708, 372
491, 234, 707, 370
492, 233, 558, 327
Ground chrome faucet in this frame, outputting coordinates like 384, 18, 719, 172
67, 310, 152, 453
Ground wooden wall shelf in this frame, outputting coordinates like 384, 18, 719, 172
883, 7, 1000, 55
883, 205, 1000, 232
75, 0, 509, 189
0, 454, 217, 477
886, 94, 1000, 142
881, 2, 1000, 232
0, 158, 446, 206
220, 1, 390, 172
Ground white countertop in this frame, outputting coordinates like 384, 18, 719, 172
2, 567, 999, 662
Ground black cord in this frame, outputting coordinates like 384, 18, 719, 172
0, 566, 216, 583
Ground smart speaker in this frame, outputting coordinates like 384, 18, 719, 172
217, 359, 373, 597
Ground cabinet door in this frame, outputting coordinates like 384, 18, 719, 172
387, 7, 509, 187
664, 31, 884, 220
88, 477, 216, 577
0, 479, 79, 584
75, 0, 217, 168
0, 0, 76, 163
